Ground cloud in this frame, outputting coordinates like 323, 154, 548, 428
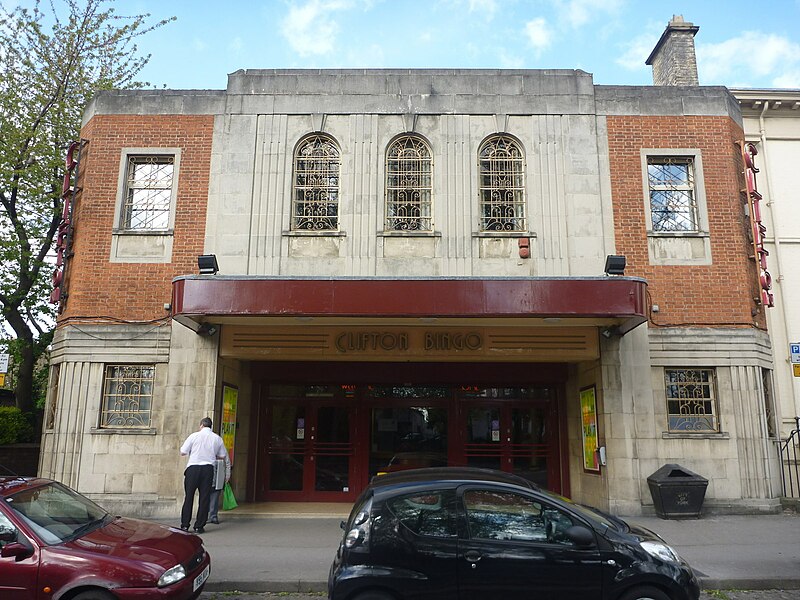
228, 37, 244, 55
524, 18, 552, 54
468, 0, 498, 18
772, 70, 800, 89
615, 24, 662, 71
497, 48, 525, 69
555, 0, 624, 29
280, 0, 356, 57
192, 38, 207, 53
698, 31, 800, 85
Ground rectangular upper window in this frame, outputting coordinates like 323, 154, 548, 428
665, 368, 719, 433
646, 156, 699, 232
122, 155, 175, 230
100, 364, 154, 429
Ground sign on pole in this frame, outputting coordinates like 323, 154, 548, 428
794, 364, 800, 378
0, 353, 8, 373
791, 344, 800, 364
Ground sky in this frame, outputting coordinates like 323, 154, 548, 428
120, 0, 800, 91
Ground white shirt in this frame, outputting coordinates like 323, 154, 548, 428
181, 427, 228, 467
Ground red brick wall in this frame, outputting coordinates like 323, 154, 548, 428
606, 115, 766, 330
60, 114, 213, 322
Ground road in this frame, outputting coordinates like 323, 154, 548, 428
200, 592, 799, 600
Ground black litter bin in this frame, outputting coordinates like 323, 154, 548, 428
647, 463, 708, 519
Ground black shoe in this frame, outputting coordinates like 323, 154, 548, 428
210, 517, 219, 524
193, 526, 205, 534
180, 525, 189, 531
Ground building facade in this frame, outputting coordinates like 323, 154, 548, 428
733, 87, 800, 467
40, 62, 782, 517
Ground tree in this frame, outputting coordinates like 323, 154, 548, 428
0, 0, 173, 413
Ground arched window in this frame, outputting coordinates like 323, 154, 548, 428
292, 134, 340, 231
385, 135, 432, 231
478, 135, 526, 232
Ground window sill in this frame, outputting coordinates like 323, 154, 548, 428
472, 231, 536, 238
661, 431, 729, 440
282, 230, 346, 237
112, 229, 174, 236
647, 231, 709, 238
379, 230, 442, 238
90, 427, 157, 435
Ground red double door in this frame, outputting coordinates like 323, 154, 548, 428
256, 385, 565, 502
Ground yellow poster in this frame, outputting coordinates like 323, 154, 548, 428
580, 386, 599, 472
222, 385, 238, 465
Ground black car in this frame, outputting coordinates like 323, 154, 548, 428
328, 467, 699, 600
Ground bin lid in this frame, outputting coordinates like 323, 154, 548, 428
647, 463, 708, 483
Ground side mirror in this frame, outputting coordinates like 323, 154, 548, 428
565, 525, 595, 547
1, 540, 34, 561
340, 520, 347, 531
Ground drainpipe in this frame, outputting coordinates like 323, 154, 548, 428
757, 101, 798, 478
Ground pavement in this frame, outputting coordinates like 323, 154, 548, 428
169, 505, 800, 594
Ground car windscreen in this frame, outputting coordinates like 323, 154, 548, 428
4, 481, 109, 545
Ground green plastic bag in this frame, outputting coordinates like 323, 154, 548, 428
222, 482, 238, 511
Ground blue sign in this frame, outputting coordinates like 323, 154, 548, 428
791, 344, 800, 364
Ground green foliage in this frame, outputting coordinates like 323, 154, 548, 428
0, 0, 174, 411
0, 406, 34, 444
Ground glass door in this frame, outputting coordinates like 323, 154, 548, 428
460, 387, 560, 492
263, 385, 357, 501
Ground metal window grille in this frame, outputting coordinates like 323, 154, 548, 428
665, 368, 719, 432
100, 365, 154, 428
292, 135, 340, 231
385, 136, 432, 231
647, 157, 698, 232
123, 156, 174, 230
479, 136, 526, 232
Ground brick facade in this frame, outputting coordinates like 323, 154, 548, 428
62, 115, 213, 322
606, 115, 766, 330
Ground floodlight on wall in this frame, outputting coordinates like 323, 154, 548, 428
197, 254, 219, 275
604, 254, 626, 276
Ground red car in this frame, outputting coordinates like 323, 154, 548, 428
0, 476, 211, 599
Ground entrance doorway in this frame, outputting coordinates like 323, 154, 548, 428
255, 382, 565, 502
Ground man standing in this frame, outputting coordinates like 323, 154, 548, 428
180, 417, 229, 533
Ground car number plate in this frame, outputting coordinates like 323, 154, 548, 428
193, 564, 210, 591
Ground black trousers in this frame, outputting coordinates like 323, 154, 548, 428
182, 464, 214, 529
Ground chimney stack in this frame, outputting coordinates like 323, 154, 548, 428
646, 15, 699, 86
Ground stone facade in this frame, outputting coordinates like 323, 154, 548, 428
40, 69, 782, 517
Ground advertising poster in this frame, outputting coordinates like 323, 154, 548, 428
580, 385, 600, 472
222, 384, 238, 465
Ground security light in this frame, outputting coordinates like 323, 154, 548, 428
604, 255, 626, 276
197, 254, 219, 275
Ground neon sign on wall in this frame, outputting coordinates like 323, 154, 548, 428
740, 141, 774, 308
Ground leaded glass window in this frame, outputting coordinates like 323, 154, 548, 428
123, 156, 174, 230
292, 134, 340, 231
100, 365, 154, 428
665, 368, 719, 432
479, 135, 526, 232
647, 157, 698, 232
385, 135, 432, 231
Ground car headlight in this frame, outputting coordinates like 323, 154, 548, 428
157, 564, 187, 587
640, 541, 680, 563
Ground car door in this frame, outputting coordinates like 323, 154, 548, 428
379, 488, 460, 600
456, 486, 603, 600
0, 507, 39, 600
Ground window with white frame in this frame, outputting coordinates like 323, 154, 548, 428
647, 157, 699, 232
122, 155, 175, 230
478, 135, 526, 232
100, 365, 155, 428
292, 134, 340, 231
665, 368, 719, 433
385, 135, 432, 231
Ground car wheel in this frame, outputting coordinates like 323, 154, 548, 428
72, 590, 115, 600
619, 585, 671, 600
352, 591, 395, 600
